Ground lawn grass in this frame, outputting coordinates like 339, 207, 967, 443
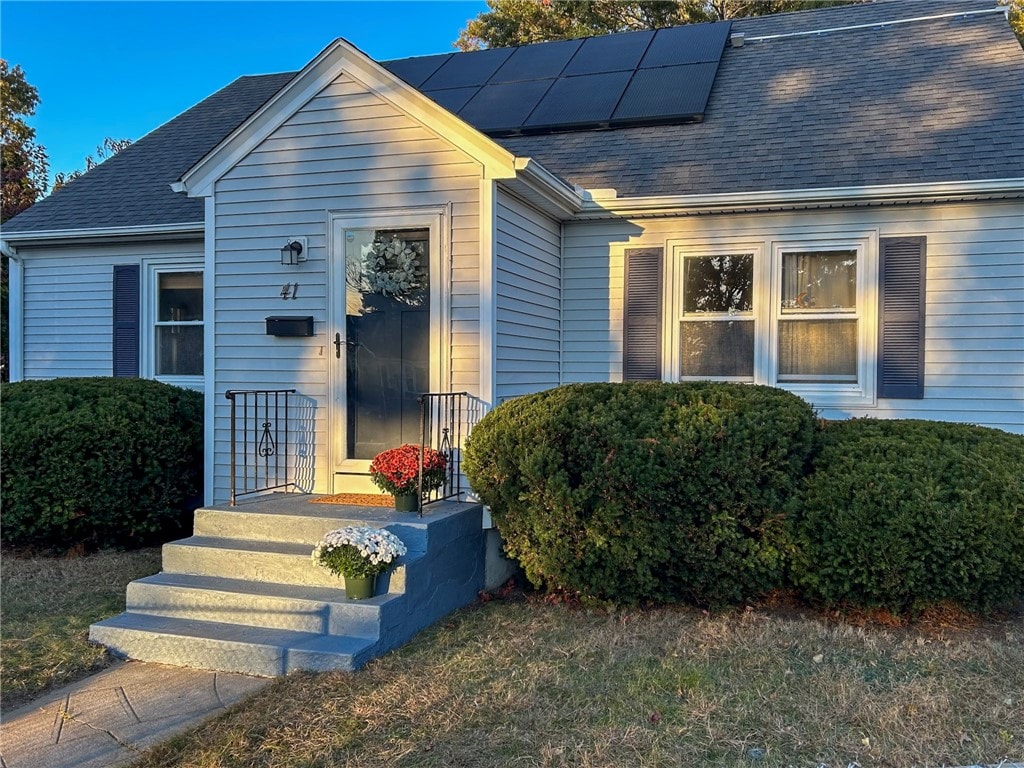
0, 547, 163, 712
135, 594, 1023, 768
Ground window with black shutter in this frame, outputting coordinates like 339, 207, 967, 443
878, 236, 927, 399
623, 247, 663, 381
112, 264, 140, 378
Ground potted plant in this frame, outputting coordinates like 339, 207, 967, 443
369, 443, 446, 512
311, 526, 408, 600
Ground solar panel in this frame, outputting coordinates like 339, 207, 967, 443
383, 54, 452, 88
639, 21, 731, 68
611, 62, 720, 124
420, 47, 515, 90
562, 29, 655, 76
456, 79, 555, 134
523, 71, 633, 130
489, 38, 583, 83
387, 19, 733, 136
422, 86, 480, 114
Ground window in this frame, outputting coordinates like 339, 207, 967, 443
777, 250, 858, 383
152, 269, 203, 379
680, 253, 755, 379
670, 237, 876, 406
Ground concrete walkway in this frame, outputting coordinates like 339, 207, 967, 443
0, 661, 269, 768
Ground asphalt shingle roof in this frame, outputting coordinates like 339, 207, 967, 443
4, 1, 1021, 233
3, 72, 295, 233
498, 7, 1024, 196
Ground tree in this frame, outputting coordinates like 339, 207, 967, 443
456, 0, 857, 49
1, 60, 48, 223
1, 60, 49, 382
1006, 0, 1024, 47
52, 137, 133, 191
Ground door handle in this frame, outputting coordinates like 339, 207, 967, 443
334, 333, 342, 359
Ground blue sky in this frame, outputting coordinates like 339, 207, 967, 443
1, 1, 488, 187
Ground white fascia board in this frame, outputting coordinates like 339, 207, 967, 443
577, 178, 1024, 219
0, 222, 204, 244
178, 38, 519, 198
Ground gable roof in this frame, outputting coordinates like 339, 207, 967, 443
4, 1, 1021, 235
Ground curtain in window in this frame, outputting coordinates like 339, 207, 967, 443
781, 251, 856, 311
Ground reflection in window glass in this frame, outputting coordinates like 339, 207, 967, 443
681, 320, 755, 378
683, 254, 753, 314
681, 253, 754, 379
158, 272, 203, 322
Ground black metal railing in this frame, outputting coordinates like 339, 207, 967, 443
417, 391, 478, 512
225, 389, 297, 505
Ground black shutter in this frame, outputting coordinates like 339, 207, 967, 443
878, 236, 926, 399
623, 247, 663, 381
113, 264, 140, 378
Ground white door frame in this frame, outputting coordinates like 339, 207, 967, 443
327, 206, 450, 480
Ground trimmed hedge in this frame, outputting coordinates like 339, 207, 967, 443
464, 382, 818, 606
789, 418, 1024, 614
1, 377, 203, 550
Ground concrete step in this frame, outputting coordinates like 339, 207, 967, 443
89, 613, 377, 676
161, 536, 411, 593
126, 573, 401, 637
193, 503, 429, 551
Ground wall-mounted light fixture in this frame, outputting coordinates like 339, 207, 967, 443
280, 237, 308, 266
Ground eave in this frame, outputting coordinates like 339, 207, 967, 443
575, 178, 1024, 220
0, 221, 205, 251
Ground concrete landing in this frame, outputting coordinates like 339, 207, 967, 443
89, 495, 486, 677
0, 661, 268, 768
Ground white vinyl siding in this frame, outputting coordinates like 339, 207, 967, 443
494, 189, 561, 402
19, 240, 203, 380
561, 201, 1024, 433
211, 73, 484, 502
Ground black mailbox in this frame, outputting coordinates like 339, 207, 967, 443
266, 316, 314, 337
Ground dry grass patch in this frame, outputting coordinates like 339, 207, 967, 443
136, 596, 1023, 768
0, 547, 162, 711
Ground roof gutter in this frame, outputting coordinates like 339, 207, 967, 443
509, 157, 585, 218
576, 178, 1024, 219
0, 221, 204, 244
0, 240, 19, 261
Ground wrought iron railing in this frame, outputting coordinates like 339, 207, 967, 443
417, 391, 479, 512
225, 389, 297, 505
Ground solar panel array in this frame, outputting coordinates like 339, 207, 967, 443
383, 21, 732, 136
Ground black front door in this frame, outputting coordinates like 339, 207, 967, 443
344, 228, 430, 460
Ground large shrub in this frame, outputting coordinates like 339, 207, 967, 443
1, 377, 203, 550
464, 382, 818, 606
789, 419, 1024, 614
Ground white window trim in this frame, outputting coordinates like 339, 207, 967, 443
768, 236, 877, 408
141, 259, 204, 389
668, 242, 764, 383
667, 234, 878, 409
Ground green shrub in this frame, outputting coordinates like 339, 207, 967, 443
789, 419, 1024, 614
1, 377, 203, 550
464, 382, 818, 606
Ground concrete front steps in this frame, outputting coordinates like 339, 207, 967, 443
90, 495, 485, 677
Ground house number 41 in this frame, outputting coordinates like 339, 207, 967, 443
280, 283, 299, 300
